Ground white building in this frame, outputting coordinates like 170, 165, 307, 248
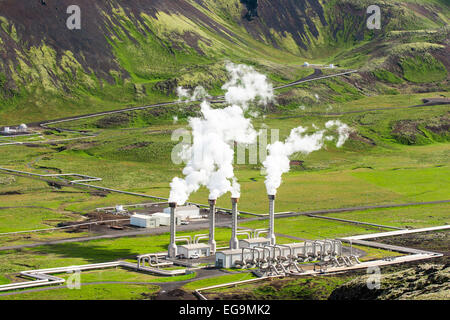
152, 212, 181, 226
163, 205, 201, 220
130, 214, 160, 228
178, 243, 211, 259
215, 249, 242, 268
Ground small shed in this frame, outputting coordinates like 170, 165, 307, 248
215, 249, 243, 268
130, 214, 159, 228
178, 243, 211, 259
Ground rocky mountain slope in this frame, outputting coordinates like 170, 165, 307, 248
0, 0, 448, 123
329, 263, 450, 300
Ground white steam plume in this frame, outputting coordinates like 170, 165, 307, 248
222, 62, 274, 109
169, 63, 273, 205
263, 120, 352, 196
177, 86, 210, 102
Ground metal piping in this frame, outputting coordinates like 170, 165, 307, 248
255, 229, 269, 238
267, 195, 276, 245
168, 202, 177, 258
230, 198, 239, 250
278, 244, 293, 259
236, 231, 251, 239
195, 235, 209, 244
209, 199, 217, 253
256, 246, 271, 263
194, 234, 208, 242
175, 236, 192, 244
265, 245, 282, 262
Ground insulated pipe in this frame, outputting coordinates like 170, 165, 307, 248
230, 198, 239, 250
236, 231, 251, 239
255, 229, 269, 238
174, 238, 190, 245
313, 241, 323, 257
175, 236, 192, 244
208, 199, 217, 254
267, 195, 276, 245
195, 236, 209, 244
194, 234, 208, 242
168, 202, 177, 258
278, 244, 293, 260
333, 240, 343, 256
253, 228, 268, 238
256, 246, 271, 262
266, 245, 282, 262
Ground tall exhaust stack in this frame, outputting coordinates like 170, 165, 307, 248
268, 195, 276, 245
168, 202, 178, 258
209, 199, 217, 253
230, 197, 239, 250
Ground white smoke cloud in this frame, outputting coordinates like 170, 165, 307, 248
325, 120, 352, 147
222, 62, 274, 109
263, 120, 351, 196
169, 63, 273, 205
176, 85, 210, 102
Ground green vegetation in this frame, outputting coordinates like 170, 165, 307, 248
373, 70, 404, 84
204, 274, 355, 300
56, 268, 196, 283
0, 283, 159, 300
183, 272, 257, 290
327, 203, 450, 229
399, 54, 447, 83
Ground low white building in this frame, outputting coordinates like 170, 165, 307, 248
152, 212, 181, 226
215, 249, 242, 268
178, 243, 211, 259
239, 237, 270, 249
130, 214, 160, 228
163, 205, 201, 220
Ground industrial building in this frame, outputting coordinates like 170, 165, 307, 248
163, 205, 201, 220
130, 214, 160, 228
178, 243, 211, 259
1, 124, 28, 135
162, 193, 360, 276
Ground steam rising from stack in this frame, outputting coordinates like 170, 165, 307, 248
263, 120, 351, 196
169, 63, 274, 205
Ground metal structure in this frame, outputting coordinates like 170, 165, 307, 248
267, 195, 276, 245
168, 202, 177, 258
230, 197, 239, 250
208, 199, 217, 254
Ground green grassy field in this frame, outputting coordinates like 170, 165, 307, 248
0, 283, 160, 300
182, 272, 257, 290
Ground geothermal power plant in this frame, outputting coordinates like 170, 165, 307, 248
165, 194, 360, 276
